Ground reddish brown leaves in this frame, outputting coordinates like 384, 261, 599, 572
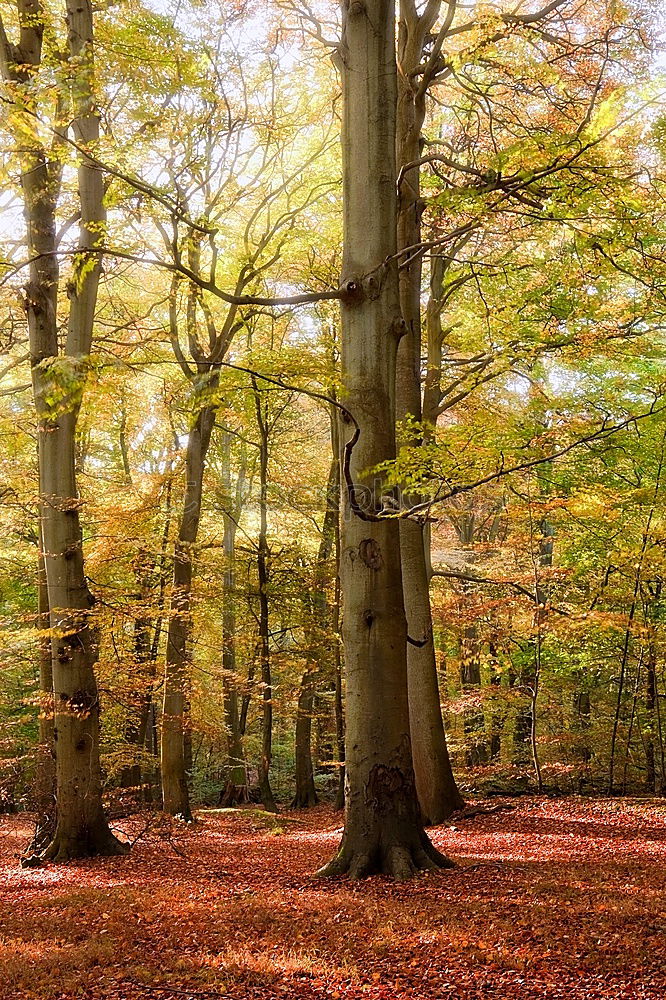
1, 798, 665, 999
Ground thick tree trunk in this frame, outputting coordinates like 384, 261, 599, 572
318, 0, 451, 879
2, 0, 125, 860
161, 406, 215, 818
395, 2, 462, 823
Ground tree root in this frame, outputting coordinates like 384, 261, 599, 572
40, 828, 129, 864
316, 831, 453, 881
290, 790, 319, 809
219, 782, 250, 809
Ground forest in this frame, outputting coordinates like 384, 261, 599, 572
0, 0, 665, 997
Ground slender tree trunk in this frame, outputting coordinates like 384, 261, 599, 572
292, 455, 339, 808
644, 582, 664, 795
161, 405, 215, 818
292, 667, 318, 808
608, 439, 664, 792
120, 551, 155, 789
395, 1, 462, 824
219, 435, 249, 807
30, 537, 55, 851
460, 611, 488, 766
326, 398, 345, 812
318, 0, 451, 879
253, 384, 277, 812
488, 639, 503, 760
332, 482, 345, 811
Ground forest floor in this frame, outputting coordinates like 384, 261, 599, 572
1, 797, 665, 1000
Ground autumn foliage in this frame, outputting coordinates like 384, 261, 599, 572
2, 798, 666, 999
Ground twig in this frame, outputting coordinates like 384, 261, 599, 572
452, 803, 516, 821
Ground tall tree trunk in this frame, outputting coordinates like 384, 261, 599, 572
292, 455, 339, 808
1, 0, 125, 860
488, 641, 503, 761
30, 536, 55, 851
332, 447, 345, 811
161, 405, 215, 818
120, 550, 155, 789
292, 667, 318, 808
219, 434, 249, 807
253, 383, 277, 812
395, 1, 462, 823
644, 581, 665, 795
318, 0, 451, 879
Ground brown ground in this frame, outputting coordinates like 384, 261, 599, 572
1, 797, 665, 999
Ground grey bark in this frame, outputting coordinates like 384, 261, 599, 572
1, 0, 125, 860
395, 1, 462, 823
318, 0, 451, 879
219, 434, 249, 807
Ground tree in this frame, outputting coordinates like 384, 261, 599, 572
0, 0, 126, 859
318, 0, 451, 879
292, 448, 338, 808
395, 0, 463, 824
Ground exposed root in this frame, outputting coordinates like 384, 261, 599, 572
290, 790, 319, 809
219, 782, 250, 809
41, 828, 129, 864
25, 812, 55, 859
315, 831, 454, 881
20, 853, 45, 869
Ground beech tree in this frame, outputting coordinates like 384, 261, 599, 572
318, 0, 451, 879
395, 0, 463, 824
0, 0, 126, 859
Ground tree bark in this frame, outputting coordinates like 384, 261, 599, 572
395, 1, 462, 823
161, 405, 215, 818
29, 536, 55, 852
318, 0, 451, 879
253, 382, 277, 812
1, 0, 125, 860
219, 434, 249, 807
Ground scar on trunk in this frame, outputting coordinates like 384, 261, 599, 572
365, 762, 415, 814
359, 538, 383, 570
